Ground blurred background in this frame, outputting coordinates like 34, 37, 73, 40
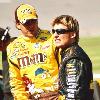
0, 0, 100, 75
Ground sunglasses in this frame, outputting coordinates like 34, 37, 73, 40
24, 19, 37, 26
52, 29, 73, 35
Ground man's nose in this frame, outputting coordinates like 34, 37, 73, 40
53, 32, 59, 36
53, 33, 59, 39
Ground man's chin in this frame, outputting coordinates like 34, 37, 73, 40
56, 44, 61, 48
25, 33, 34, 38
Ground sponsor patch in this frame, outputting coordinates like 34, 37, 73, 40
42, 45, 50, 50
34, 43, 40, 48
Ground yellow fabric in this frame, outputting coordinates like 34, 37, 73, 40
17, 4, 38, 24
58, 95, 65, 100
7, 30, 59, 100
96, 79, 100, 85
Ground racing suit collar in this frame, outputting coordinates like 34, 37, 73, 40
60, 42, 77, 56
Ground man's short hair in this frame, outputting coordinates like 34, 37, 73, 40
52, 15, 79, 43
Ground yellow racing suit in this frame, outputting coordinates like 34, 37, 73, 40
7, 30, 59, 100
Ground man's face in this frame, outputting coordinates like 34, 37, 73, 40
17, 19, 38, 38
52, 24, 75, 49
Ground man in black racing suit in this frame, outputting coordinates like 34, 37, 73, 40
59, 43, 94, 100
52, 15, 94, 100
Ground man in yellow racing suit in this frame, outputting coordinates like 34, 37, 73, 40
7, 30, 59, 100
7, 4, 61, 100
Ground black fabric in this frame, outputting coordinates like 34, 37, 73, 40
2, 51, 14, 100
59, 44, 94, 100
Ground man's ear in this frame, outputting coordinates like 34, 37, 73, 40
70, 32, 76, 38
16, 23, 21, 30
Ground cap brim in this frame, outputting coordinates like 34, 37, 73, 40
19, 14, 38, 24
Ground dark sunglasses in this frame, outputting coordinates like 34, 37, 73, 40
52, 29, 73, 35
24, 19, 37, 26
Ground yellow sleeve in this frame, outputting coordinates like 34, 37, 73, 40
7, 46, 29, 100
50, 35, 61, 64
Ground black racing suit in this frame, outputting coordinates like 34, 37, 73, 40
59, 43, 94, 100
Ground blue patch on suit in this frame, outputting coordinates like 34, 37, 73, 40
35, 68, 45, 76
